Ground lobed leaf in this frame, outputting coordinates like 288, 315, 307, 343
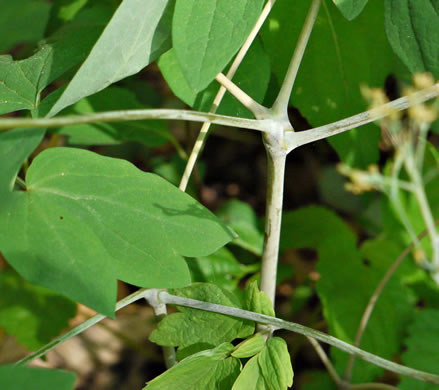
172, 0, 265, 92
281, 206, 414, 382
0, 365, 75, 390
232, 333, 265, 359
244, 281, 275, 318
0, 148, 233, 316
150, 283, 254, 355
0, 269, 76, 350
144, 343, 240, 390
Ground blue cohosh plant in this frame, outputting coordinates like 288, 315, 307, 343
2, 0, 439, 389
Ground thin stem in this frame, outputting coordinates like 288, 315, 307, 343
149, 300, 177, 368
15, 176, 26, 190
344, 223, 437, 383
16, 288, 156, 366
179, 0, 278, 191
285, 83, 439, 152
307, 336, 343, 386
15, 287, 439, 384
0, 109, 269, 132
158, 291, 439, 384
273, 0, 321, 117
405, 154, 439, 268
215, 73, 269, 118
259, 146, 287, 307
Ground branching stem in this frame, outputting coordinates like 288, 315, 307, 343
0, 109, 268, 132
273, 0, 321, 117
178, 0, 278, 191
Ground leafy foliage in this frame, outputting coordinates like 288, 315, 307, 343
149, 283, 254, 356
261, 0, 397, 167
48, 0, 174, 116
400, 310, 439, 390
0, 269, 76, 350
144, 343, 240, 390
281, 206, 414, 382
0, 365, 75, 390
0, 148, 233, 316
172, 0, 265, 92
385, 0, 439, 78
333, 0, 368, 20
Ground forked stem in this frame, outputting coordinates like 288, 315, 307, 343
179, 0, 278, 191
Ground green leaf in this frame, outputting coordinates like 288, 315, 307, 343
0, 269, 76, 350
333, 0, 368, 20
150, 283, 254, 351
172, 0, 265, 92
258, 337, 294, 390
0, 0, 51, 52
186, 247, 251, 290
280, 206, 414, 382
232, 354, 267, 390
216, 199, 264, 255
158, 38, 271, 119
244, 281, 275, 317
300, 370, 337, 390
261, 0, 398, 167
0, 365, 75, 390
0, 5, 112, 115
400, 310, 439, 390
144, 343, 240, 390
0, 128, 44, 191
0, 148, 233, 316
232, 333, 265, 358
53, 86, 170, 146
48, 0, 174, 116
384, 0, 439, 77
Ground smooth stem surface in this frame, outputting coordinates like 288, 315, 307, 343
17, 288, 439, 384
286, 83, 439, 152
273, 0, 321, 116
216, 73, 269, 118
344, 226, 433, 382
0, 109, 268, 132
179, 0, 277, 191
158, 291, 439, 384
259, 148, 287, 307
348, 384, 399, 390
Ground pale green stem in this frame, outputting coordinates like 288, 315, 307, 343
179, 0, 278, 191
0, 109, 268, 132
415, 122, 430, 172
149, 299, 177, 368
259, 144, 287, 309
215, 73, 269, 118
272, 0, 321, 117
286, 83, 439, 152
405, 153, 439, 268
158, 291, 439, 384
16, 288, 439, 384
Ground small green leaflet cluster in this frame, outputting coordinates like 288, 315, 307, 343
147, 282, 293, 389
